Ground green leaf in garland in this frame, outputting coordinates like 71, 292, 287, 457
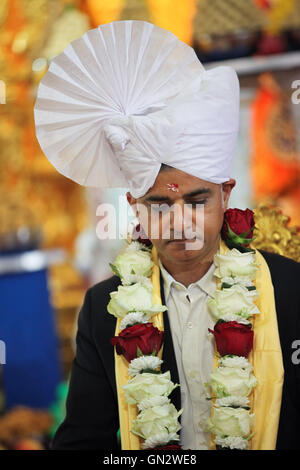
224, 237, 256, 253
237, 226, 255, 238
221, 282, 233, 289
221, 282, 256, 291
126, 322, 141, 328
227, 224, 253, 245
224, 222, 257, 251
228, 405, 250, 410
109, 263, 121, 278
141, 369, 161, 375
137, 346, 143, 358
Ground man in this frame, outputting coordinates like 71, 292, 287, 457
49, 164, 300, 450
33, 20, 300, 450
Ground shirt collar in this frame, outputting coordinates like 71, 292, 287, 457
158, 252, 218, 302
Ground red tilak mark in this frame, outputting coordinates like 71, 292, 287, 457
167, 183, 179, 192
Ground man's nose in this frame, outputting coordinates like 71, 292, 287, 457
172, 201, 193, 237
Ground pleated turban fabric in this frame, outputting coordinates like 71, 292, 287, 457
34, 20, 240, 198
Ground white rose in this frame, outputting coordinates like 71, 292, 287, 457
142, 432, 180, 450
219, 356, 252, 371
138, 396, 170, 412
214, 435, 249, 450
208, 366, 257, 397
122, 371, 179, 404
207, 284, 260, 320
125, 241, 152, 253
216, 313, 252, 325
206, 407, 254, 437
119, 311, 152, 330
131, 403, 182, 440
107, 283, 167, 318
112, 249, 153, 279
214, 249, 258, 279
128, 355, 163, 377
121, 274, 153, 287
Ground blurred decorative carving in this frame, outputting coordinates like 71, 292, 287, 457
252, 203, 300, 262
0, 406, 52, 449
0, 194, 42, 253
42, 5, 90, 61
194, 0, 300, 39
48, 261, 87, 377
250, 73, 300, 227
0, 0, 8, 27
0, 0, 90, 380
120, 0, 149, 21
84, 0, 126, 25
193, 0, 300, 60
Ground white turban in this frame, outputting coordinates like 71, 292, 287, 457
34, 20, 240, 198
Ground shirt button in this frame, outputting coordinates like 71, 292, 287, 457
187, 322, 193, 329
198, 420, 206, 430
199, 441, 208, 448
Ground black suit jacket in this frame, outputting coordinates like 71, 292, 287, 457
51, 250, 300, 450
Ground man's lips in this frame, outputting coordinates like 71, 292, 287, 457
167, 238, 196, 244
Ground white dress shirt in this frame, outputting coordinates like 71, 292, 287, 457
158, 256, 218, 450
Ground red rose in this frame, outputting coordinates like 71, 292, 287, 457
148, 444, 182, 450
221, 208, 255, 246
208, 321, 253, 358
111, 323, 163, 362
132, 223, 152, 247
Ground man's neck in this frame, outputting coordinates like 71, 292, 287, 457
158, 236, 220, 287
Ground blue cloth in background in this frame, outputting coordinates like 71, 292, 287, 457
0, 264, 61, 409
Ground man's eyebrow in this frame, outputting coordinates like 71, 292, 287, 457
143, 187, 213, 202
184, 187, 213, 198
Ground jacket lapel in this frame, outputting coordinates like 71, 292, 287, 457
159, 270, 182, 417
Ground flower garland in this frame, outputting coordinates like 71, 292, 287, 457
107, 209, 259, 450
205, 208, 259, 450
107, 225, 183, 450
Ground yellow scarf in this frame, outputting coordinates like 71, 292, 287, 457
114, 245, 164, 450
114, 238, 284, 450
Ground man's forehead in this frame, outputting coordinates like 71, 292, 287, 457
141, 185, 214, 202
137, 168, 219, 201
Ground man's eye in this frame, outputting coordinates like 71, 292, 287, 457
149, 200, 207, 212
187, 199, 207, 206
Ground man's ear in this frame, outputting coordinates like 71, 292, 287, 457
222, 179, 236, 209
126, 191, 136, 206
126, 192, 138, 216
